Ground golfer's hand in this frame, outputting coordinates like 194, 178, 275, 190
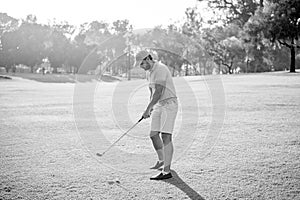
142, 108, 153, 119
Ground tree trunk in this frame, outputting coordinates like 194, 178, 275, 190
5, 66, 10, 73
260, 0, 264, 7
185, 64, 189, 76
290, 43, 296, 73
127, 51, 131, 80
228, 66, 232, 74
12, 65, 16, 73
223, 62, 233, 74
52, 67, 58, 73
172, 66, 175, 77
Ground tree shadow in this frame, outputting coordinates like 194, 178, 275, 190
162, 170, 205, 200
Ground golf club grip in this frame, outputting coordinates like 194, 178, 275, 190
138, 116, 144, 122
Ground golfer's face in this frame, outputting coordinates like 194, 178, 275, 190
140, 60, 151, 71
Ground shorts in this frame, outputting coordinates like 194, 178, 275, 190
151, 98, 178, 134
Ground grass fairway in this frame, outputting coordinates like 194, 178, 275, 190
0, 72, 299, 199
3, 73, 123, 83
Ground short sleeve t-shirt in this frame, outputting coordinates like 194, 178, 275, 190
147, 61, 177, 101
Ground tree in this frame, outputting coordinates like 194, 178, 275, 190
0, 13, 19, 36
83, 20, 112, 68
199, 0, 261, 26
135, 26, 190, 76
111, 19, 132, 57
112, 19, 132, 35
202, 24, 246, 74
268, 0, 300, 72
182, 7, 208, 75
66, 33, 89, 74
20, 23, 49, 72
47, 29, 70, 73
245, 0, 300, 72
2, 18, 50, 73
42, 21, 76, 73
0, 30, 20, 72
82, 20, 134, 76
197, 1, 271, 73
0, 13, 19, 72
84, 21, 111, 47
269, 45, 290, 71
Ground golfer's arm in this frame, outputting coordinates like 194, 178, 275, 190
146, 84, 164, 111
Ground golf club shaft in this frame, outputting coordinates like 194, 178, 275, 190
101, 117, 143, 155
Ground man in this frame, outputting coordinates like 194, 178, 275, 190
135, 50, 178, 180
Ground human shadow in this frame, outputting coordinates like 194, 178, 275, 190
162, 170, 205, 200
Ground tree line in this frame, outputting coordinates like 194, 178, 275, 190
0, 0, 299, 76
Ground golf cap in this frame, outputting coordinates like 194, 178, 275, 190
134, 50, 152, 68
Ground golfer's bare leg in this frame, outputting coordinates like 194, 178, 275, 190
161, 133, 173, 173
150, 131, 164, 161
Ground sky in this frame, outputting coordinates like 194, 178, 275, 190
1, 0, 201, 29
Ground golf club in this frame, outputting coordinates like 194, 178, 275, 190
96, 116, 144, 157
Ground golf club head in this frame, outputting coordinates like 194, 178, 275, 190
96, 153, 103, 157
107, 181, 115, 185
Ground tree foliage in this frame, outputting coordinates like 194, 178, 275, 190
199, 0, 261, 26
0, 3, 298, 76
245, 0, 300, 72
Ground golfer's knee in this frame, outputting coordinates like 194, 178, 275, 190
150, 131, 160, 138
161, 133, 172, 145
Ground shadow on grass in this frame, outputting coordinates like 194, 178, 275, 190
162, 170, 205, 200
0, 75, 12, 80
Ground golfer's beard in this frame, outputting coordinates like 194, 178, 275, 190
145, 63, 151, 71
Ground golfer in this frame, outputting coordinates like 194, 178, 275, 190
135, 50, 178, 180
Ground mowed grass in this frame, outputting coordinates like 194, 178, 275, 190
1, 73, 122, 83
0, 71, 299, 200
